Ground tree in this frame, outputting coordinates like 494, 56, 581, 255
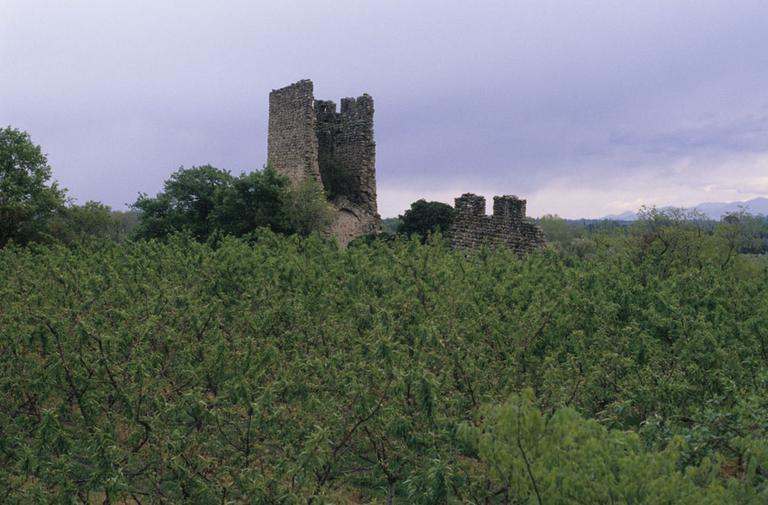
212, 167, 293, 236
284, 177, 336, 237
132, 165, 234, 240
132, 164, 330, 241
398, 199, 454, 238
538, 214, 573, 244
460, 390, 741, 504
48, 201, 114, 244
110, 209, 139, 242
0, 127, 66, 246
716, 210, 767, 258
380, 217, 403, 235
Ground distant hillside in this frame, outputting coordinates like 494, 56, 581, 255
603, 197, 768, 221
601, 210, 638, 221
694, 197, 768, 219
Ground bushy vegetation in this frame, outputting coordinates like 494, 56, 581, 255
132, 165, 334, 241
538, 208, 768, 259
397, 200, 455, 239
0, 126, 67, 247
3, 126, 768, 502
0, 127, 138, 247
1, 127, 333, 248
2, 222, 767, 503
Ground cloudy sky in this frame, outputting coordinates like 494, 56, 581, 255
3, 0, 767, 218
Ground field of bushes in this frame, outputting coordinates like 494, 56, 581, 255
2, 221, 768, 503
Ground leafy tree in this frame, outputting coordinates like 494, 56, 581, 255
0, 126, 66, 246
2, 225, 768, 502
716, 210, 767, 259
212, 167, 293, 236
381, 217, 403, 235
132, 164, 233, 240
110, 209, 139, 242
398, 199, 454, 237
284, 177, 336, 237
48, 201, 114, 244
537, 214, 573, 244
132, 165, 334, 241
460, 390, 751, 504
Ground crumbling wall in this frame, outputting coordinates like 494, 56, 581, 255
329, 197, 380, 248
315, 99, 341, 191
448, 193, 545, 254
268, 80, 381, 247
316, 96, 378, 216
267, 79, 321, 182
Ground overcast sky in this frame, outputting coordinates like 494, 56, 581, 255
3, 0, 768, 218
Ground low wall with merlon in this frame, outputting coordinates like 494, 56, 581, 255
448, 193, 545, 254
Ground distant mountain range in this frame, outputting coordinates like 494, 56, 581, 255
602, 197, 768, 221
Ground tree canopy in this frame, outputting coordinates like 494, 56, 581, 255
2, 229, 767, 502
132, 164, 237, 240
47, 201, 114, 244
131, 164, 334, 241
398, 199, 455, 238
0, 126, 66, 246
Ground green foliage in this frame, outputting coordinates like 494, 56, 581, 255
132, 164, 235, 240
212, 167, 293, 237
381, 217, 403, 235
109, 210, 139, 242
48, 201, 115, 245
398, 199, 455, 238
48, 203, 143, 245
132, 165, 327, 241
284, 177, 336, 237
0, 126, 67, 247
462, 390, 762, 504
1, 220, 768, 502
537, 206, 768, 264
716, 209, 768, 257
538, 214, 573, 245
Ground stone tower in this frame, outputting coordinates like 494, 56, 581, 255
268, 79, 381, 246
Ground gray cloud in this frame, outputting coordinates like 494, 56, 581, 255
609, 111, 768, 159
2, 0, 768, 217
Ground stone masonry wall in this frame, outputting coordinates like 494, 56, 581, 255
268, 80, 381, 247
315, 96, 377, 216
267, 79, 321, 182
448, 193, 545, 254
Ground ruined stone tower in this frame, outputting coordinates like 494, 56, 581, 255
268, 79, 380, 246
448, 193, 545, 254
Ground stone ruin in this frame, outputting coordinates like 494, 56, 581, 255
268, 79, 380, 247
447, 193, 545, 254
267, 79, 545, 253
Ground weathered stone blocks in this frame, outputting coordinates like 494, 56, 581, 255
268, 80, 543, 253
448, 193, 545, 255
267, 79, 320, 182
268, 79, 381, 247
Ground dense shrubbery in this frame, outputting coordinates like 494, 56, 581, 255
2, 225, 767, 503
0, 127, 334, 248
538, 207, 768, 259
132, 165, 334, 242
0, 127, 67, 247
4, 127, 768, 502
0, 127, 139, 247
397, 200, 455, 239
